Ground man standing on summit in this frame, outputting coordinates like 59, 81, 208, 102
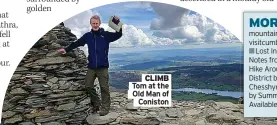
57, 15, 123, 116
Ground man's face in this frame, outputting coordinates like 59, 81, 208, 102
90, 18, 100, 31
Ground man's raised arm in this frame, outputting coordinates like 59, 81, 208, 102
106, 28, 123, 43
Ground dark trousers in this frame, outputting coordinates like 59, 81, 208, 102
84, 68, 110, 111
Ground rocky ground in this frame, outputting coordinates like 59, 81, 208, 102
1, 23, 276, 125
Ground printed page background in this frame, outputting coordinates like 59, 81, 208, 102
0, 1, 243, 124
0, 0, 277, 124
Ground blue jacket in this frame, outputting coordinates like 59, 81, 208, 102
65, 28, 122, 69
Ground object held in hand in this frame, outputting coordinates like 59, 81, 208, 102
109, 16, 123, 32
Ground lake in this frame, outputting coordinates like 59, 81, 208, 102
172, 88, 243, 98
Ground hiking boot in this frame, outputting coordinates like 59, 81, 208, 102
92, 106, 100, 113
99, 110, 109, 116
91, 102, 100, 113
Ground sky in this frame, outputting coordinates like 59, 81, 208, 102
63, 1, 241, 49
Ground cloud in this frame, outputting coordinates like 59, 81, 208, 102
148, 2, 239, 43
187, 14, 238, 43
64, 10, 100, 38
151, 37, 182, 45
63, 2, 239, 50
150, 2, 190, 30
122, 1, 152, 10
151, 9, 238, 43
101, 24, 155, 48
64, 10, 155, 48
153, 26, 202, 40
